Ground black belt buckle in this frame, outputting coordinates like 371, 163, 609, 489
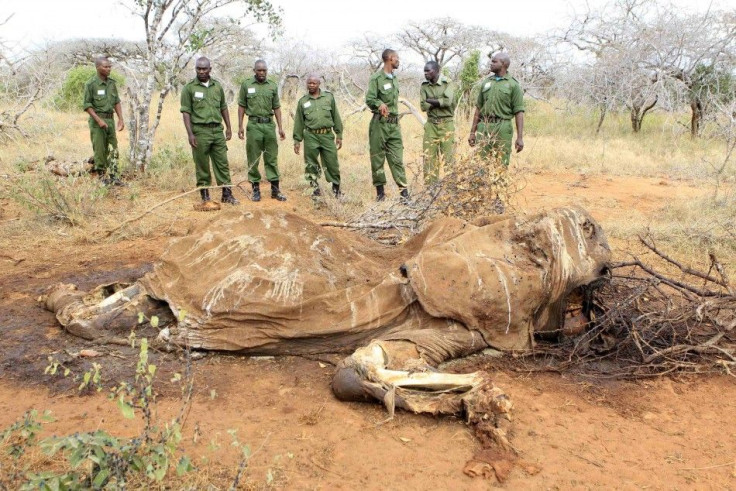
250, 116, 272, 124
195, 122, 220, 128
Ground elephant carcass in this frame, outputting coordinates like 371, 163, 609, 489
42, 207, 610, 431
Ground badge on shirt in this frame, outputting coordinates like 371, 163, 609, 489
247, 87, 256, 94
194, 91, 204, 99
484, 82, 491, 90
97, 89, 106, 96
383, 83, 392, 90
303, 101, 311, 108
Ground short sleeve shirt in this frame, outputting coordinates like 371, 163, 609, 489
180, 78, 227, 124
238, 77, 280, 118
475, 74, 525, 120
83, 76, 120, 114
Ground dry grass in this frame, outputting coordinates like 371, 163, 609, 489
1, 95, 734, 260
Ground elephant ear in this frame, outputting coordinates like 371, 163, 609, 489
403, 218, 541, 351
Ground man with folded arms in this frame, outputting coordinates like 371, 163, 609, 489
420, 61, 457, 185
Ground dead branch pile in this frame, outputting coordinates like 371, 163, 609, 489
507, 235, 736, 379
322, 152, 515, 244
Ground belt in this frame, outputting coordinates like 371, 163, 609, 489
481, 114, 507, 123
96, 112, 114, 119
306, 127, 332, 135
372, 113, 399, 124
193, 122, 221, 128
429, 116, 452, 124
248, 116, 272, 123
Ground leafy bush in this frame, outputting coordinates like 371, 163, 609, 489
53, 66, 125, 112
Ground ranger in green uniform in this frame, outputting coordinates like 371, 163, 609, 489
83, 56, 124, 185
468, 52, 525, 167
237, 59, 287, 202
180, 56, 238, 206
420, 61, 457, 185
365, 49, 408, 202
293, 74, 343, 198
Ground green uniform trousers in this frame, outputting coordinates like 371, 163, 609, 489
191, 124, 232, 188
423, 120, 455, 185
477, 120, 513, 167
368, 118, 407, 187
246, 121, 279, 183
89, 117, 118, 175
303, 131, 340, 185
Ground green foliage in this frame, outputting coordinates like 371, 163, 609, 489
53, 66, 125, 112
458, 50, 481, 113
4, 339, 195, 489
691, 63, 735, 107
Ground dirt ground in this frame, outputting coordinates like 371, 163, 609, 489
1, 170, 735, 489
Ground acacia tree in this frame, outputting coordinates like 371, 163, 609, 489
0, 15, 56, 140
396, 17, 494, 70
562, 0, 736, 135
121, 0, 282, 171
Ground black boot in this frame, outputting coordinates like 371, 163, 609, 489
310, 180, 321, 197
270, 180, 287, 201
376, 185, 385, 202
399, 187, 410, 204
200, 188, 211, 202
332, 183, 341, 198
221, 187, 239, 205
251, 182, 261, 202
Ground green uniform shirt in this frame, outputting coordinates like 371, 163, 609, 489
475, 74, 525, 119
180, 77, 227, 124
366, 71, 400, 116
83, 76, 120, 114
420, 76, 457, 119
293, 90, 343, 142
238, 77, 280, 118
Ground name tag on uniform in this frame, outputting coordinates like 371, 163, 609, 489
303, 101, 311, 108
247, 87, 256, 94
97, 89, 105, 95
194, 91, 204, 99
383, 83, 392, 90
484, 82, 491, 90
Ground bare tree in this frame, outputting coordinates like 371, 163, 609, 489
0, 15, 56, 140
119, 0, 282, 171
348, 33, 386, 72
396, 17, 494, 69
561, 0, 736, 135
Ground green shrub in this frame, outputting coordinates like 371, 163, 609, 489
53, 66, 125, 112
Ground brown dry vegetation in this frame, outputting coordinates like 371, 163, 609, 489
0, 96, 735, 488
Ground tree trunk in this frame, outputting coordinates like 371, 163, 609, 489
630, 106, 642, 133
595, 103, 607, 135
629, 95, 657, 134
690, 97, 703, 138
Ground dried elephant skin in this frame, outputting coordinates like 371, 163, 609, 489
42, 206, 611, 425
